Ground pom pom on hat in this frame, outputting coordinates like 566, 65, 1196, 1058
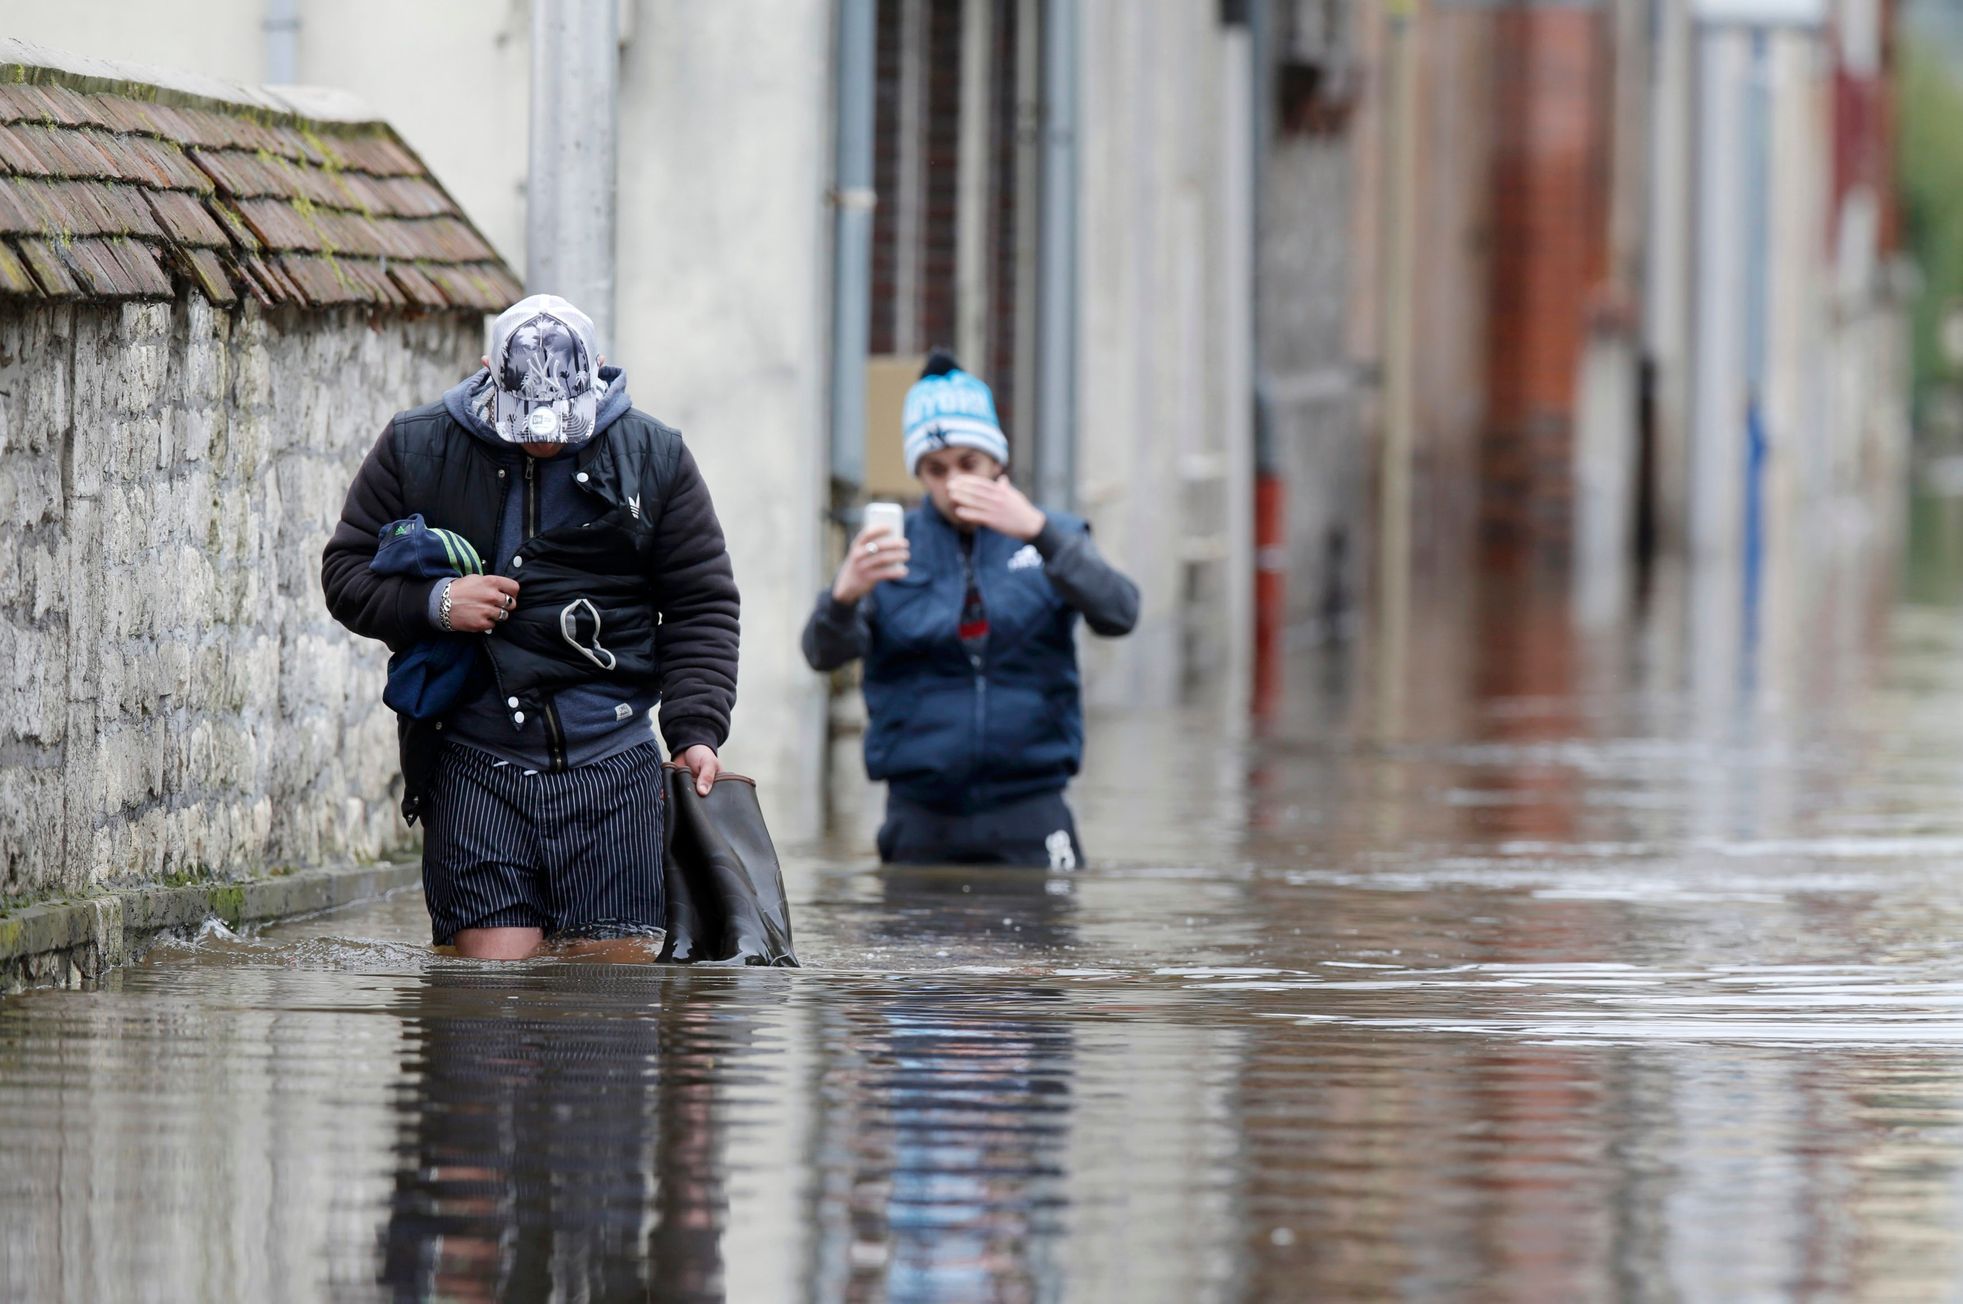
902, 346, 1009, 476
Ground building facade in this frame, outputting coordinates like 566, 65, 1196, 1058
0, 0, 1907, 844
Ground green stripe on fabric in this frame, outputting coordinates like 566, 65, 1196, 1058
434, 528, 483, 575
451, 531, 484, 575
432, 527, 464, 576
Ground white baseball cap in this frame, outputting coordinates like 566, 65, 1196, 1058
486, 293, 600, 445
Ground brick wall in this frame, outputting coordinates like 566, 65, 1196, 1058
1477, 7, 1613, 566
0, 296, 480, 904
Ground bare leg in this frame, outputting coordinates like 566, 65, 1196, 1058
549, 934, 667, 965
451, 926, 544, 960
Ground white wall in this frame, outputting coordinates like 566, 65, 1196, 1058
614, 1, 835, 839
1077, 0, 1253, 709
0, 0, 262, 83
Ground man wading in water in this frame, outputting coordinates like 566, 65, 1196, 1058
323, 294, 739, 959
802, 349, 1138, 866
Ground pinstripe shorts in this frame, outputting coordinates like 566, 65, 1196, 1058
420, 740, 666, 946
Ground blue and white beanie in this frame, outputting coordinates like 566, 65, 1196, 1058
902, 349, 1009, 476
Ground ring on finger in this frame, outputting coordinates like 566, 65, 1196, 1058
865, 541, 880, 556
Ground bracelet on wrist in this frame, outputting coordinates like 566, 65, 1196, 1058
438, 579, 456, 632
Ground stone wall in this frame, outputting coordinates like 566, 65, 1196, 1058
0, 296, 480, 904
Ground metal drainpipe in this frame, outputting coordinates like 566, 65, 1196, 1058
1035, 0, 1079, 513
1249, 0, 1287, 718
264, 0, 299, 83
528, 0, 620, 348
830, 0, 878, 515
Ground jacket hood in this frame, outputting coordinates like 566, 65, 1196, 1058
442, 364, 634, 450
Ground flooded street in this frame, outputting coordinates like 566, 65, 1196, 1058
12, 546, 1963, 1301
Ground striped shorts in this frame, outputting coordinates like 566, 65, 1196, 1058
420, 740, 666, 946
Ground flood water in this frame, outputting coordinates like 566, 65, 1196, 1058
11, 536, 1963, 1300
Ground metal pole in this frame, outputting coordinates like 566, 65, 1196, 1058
956, 0, 996, 371
1376, 0, 1419, 732
1740, 28, 1770, 656
1009, 0, 1043, 470
1249, 0, 1287, 717
830, 0, 878, 509
1035, 0, 1079, 513
528, 0, 620, 347
1249, 0, 1276, 479
263, 0, 300, 84
894, 0, 926, 353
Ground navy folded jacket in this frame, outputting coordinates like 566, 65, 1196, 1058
370, 514, 486, 720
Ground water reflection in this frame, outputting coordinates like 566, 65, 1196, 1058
803, 869, 1076, 1302
377, 965, 745, 1301
17, 530, 1963, 1299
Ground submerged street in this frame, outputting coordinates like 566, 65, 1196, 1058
9, 537, 1963, 1301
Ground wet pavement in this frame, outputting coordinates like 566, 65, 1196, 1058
12, 542, 1963, 1300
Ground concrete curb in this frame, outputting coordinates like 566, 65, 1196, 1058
0, 860, 419, 993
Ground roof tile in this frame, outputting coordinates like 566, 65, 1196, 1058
15, 238, 77, 296
0, 240, 38, 296
99, 238, 172, 297
267, 124, 325, 166
172, 246, 236, 304
88, 95, 163, 137
387, 262, 446, 309
60, 239, 114, 295
234, 196, 325, 252
0, 180, 164, 239
7, 87, 67, 127
425, 261, 521, 312
34, 85, 111, 130
372, 176, 455, 219
275, 253, 359, 305
328, 133, 423, 178
0, 185, 32, 232
145, 190, 228, 247
230, 252, 279, 306
0, 123, 54, 178
115, 136, 210, 191
0, 86, 45, 126
202, 198, 259, 251
239, 252, 301, 304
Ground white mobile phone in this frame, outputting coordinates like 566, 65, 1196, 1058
862, 501, 907, 579
863, 501, 905, 541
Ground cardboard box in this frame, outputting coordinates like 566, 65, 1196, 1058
863, 353, 925, 501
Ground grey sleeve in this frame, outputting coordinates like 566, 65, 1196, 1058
802, 589, 872, 671
1034, 519, 1140, 637
425, 576, 455, 630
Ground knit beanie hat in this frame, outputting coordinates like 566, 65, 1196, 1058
486, 293, 601, 445
902, 348, 1009, 476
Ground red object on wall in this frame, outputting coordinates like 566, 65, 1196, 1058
1254, 472, 1287, 719
1478, 6, 1614, 568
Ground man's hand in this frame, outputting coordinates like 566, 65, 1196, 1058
678, 744, 721, 796
948, 474, 1046, 541
831, 523, 912, 605
446, 575, 521, 633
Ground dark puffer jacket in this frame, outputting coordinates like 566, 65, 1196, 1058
322, 396, 740, 820
804, 503, 1138, 813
